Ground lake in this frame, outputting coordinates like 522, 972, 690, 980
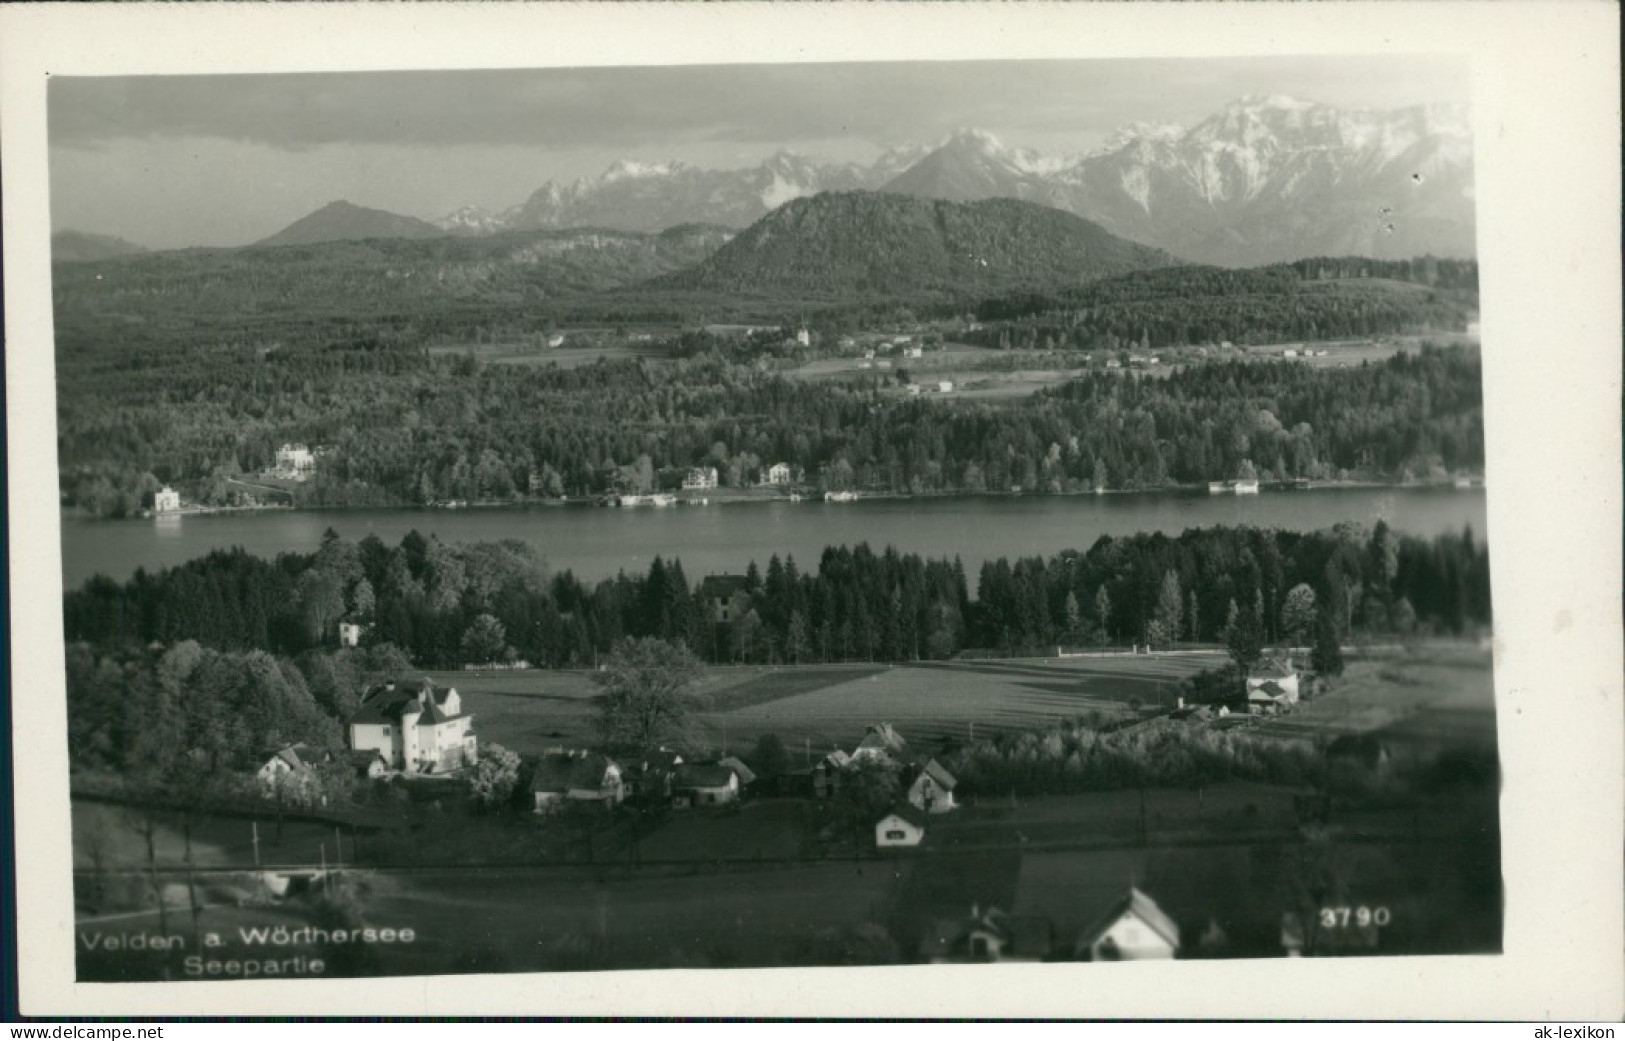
59, 487, 1489, 590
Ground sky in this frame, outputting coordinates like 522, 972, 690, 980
49, 56, 1470, 250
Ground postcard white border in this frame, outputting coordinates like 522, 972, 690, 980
4, 0, 1621, 1020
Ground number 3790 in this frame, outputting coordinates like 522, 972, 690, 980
1319, 906, 1391, 928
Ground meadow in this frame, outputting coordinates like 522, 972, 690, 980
438, 653, 1225, 759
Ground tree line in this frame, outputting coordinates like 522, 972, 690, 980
65, 522, 1491, 672
60, 341, 1484, 517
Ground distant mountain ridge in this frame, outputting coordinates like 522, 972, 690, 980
442, 95, 1475, 266
656, 192, 1178, 298
255, 200, 446, 248
103, 94, 1471, 266
52, 230, 148, 263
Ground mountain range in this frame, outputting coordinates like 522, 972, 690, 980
64, 95, 1473, 268
425, 95, 1476, 266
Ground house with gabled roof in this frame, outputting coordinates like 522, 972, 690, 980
628, 746, 684, 803
1074, 887, 1181, 961
812, 749, 850, 799
905, 759, 958, 814
875, 801, 928, 848
697, 574, 753, 624
852, 723, 909, 765
530, 750, 625, 813
1246, 656, 1300, 703
672, 761, 744, 808
348, 677, 476, 775
920, 906, 1054, 963
256, 743, 329, 788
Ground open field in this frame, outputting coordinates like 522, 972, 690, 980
1251, 645, 1495, 750
426, 340, 670, 369
711, 654, 1223, 752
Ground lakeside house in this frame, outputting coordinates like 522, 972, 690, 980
530, 750, 625, 813
348, 678, 476, 775
905, 759, 958, 814
765, 462, 794, 486
1233, 479, 1260, 495
697, 574, 752, 623
920, 907, 1054, 963
1074, 888, 1181, 961
273, 443, 317, 480
153, 486, 182, 513
824, 490, 859, 503
875, 801, 929, 848
682, 467, 719, 491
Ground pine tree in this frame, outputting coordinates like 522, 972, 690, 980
1311, 609, 1345, 678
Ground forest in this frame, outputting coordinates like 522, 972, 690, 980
58, 343, 1483, 518
64, 521, 1492, 673
966, 257, 1478, 352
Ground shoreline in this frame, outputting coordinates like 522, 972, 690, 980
67, 475, 1488, 524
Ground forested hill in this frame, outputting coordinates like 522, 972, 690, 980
51, 223, 736, 338
653, 192, 1180, 299
967, 257, 1479, 351
51, 230, 148, 264
254, 200, 447, 248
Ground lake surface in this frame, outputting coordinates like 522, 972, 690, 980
60, 487, 1488, 590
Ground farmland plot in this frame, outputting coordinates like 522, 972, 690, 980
709, 654, 1223, 751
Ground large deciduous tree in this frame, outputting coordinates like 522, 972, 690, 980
592, 637, 705, 754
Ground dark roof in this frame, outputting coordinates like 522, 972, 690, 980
920, 758, 957, 790
348, 749, 386, 766
1250, 657, 1296, 680
1077, 888, 1181, 950
697, 574, 751, 601
349, 678, 462, 726
718, 756, 757, 786
857, 723, 908, 757
1327, 734, 1387, 767
1250, 680, 1289, 701
674, 761, 738, 790
265, 743, 325, 771
530, 751, 618, 793
878, 800, 929, 829
920, 908, 1053, 961
636, 747, 684, 774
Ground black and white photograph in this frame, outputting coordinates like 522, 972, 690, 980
4, 2, 1620, 1020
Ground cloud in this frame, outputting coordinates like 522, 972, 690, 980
49, 57, 1470, 155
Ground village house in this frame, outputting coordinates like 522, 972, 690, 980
348, 678, 476, 775
903, 345, 924, 359
905, 759, 958, 814
812, 750, 851, 798
765, 462, 794, 486
337, 621, 364, 648
256, 743, 330, 791
1233, 479, 1260, 495
936, 380, 955, 394
153, 486, 182, 513
1074, 888, 1181, 961
628, 747, 684, 803
905, 384, 922, 396
672, 761, 745, 808
718, 756, 757, 791
530, 750, 625, 813
920, 906, 1054, 963
852, 723, 909, 765
795, 327, 811, 347
683, 466, 719, 491
697, 574, 752, 624
875, 802, 928, 848
1246, 657, 1300, 702
348, 749, 389, 781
